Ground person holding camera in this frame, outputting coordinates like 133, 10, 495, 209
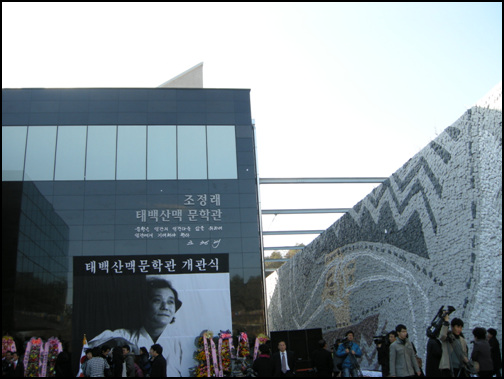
425, 305, 456, 377
439, 315, 469, 377
377, 331, 397, 377
335, 330, 362, 377
389, 324, 421, 377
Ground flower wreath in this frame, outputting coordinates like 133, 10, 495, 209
237, 332, 250, 358
193, 330, 219, 377
2, 336, 16, 357
24, 337, 43, 377
218, 330, 233, 376
42, 337, 63, 377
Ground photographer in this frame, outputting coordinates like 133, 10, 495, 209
336, 331, 362, 377
377, 331, 397, 377
389, 324, 421, 377
439, 316, 469, 377
425, 305, 455, 377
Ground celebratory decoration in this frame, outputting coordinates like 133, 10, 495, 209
193, 330, 216, 377
42, 337, 63, 377
253, 333, 270, 361
24, 337, 44, 377
193, 330, 249, 377
237, 332, 250, 359
2, 335, 16, 357
218, 330, 233, 376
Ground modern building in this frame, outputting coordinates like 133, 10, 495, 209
2, 64, 266, 374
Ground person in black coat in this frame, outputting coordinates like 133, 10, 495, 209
2, 351, 13, 376
253, 344, 275, 377
54, 351, 73, 377
272, 341, 296, 377
425, 335, 443, 377
377, 331, 397, 377
311, 339, 333, 377
5, 352, 24, 377
149, 344, 167, 377
111, 346, 124, 377
139, 346, 152, 376
472, 327, 494, 378
487, 328, 502, 378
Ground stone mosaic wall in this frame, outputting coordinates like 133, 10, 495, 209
266, 83, 502, 370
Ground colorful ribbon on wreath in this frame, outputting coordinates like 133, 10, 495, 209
41, 337, 62, 377
195, 330, 236, 377
218, 330, 232, 376
218, 336, 223, 375
210, 338, 221, 377
202, 331, 212, 377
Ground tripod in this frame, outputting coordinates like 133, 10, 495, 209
343, 344, 363, 378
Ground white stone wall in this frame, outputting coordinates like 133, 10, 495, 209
266, 83, 502, 370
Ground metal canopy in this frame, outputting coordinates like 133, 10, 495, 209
262, 208, 351, 214
259, 177, 387, 184
259, 177, 386, 273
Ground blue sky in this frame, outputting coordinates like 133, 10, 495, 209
2, 2, 502, 250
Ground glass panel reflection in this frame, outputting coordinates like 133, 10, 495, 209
147, 125, 176, 180
177, 125, 207, 180
15, 181, 69, 334
86, 125, 116, 180
117, 125, 146, 180
24, 126, 57, 181
207, 125, 237, 179
55, 126, 87, 180
2, 126, 27, 181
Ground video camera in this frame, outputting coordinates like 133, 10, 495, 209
426, 305, 455, 338
373, 335, 388, 346
334, 337, 352, 350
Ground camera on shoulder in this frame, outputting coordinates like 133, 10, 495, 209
373, 335, 388, 346
426, 305, 456, 338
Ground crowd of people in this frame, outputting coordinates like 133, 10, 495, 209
1, 343, 167, 378
2, 317, 501, 377
1, 352, 24, 377
251, 318, 501, 378
78, 343, 167, 377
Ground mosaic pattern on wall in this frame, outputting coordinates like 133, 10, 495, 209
267, 84, 502, 370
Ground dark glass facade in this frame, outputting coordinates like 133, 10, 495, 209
2, 88, 265, 356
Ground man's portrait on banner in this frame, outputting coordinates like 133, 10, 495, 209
88, 277, 184, 376
73, 254, 232, 377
